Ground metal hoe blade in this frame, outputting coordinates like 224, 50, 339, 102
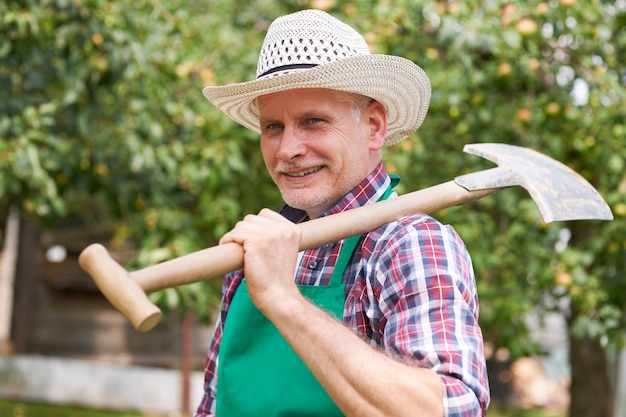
454, 143, 614, 223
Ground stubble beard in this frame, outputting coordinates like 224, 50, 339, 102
272, 165, 364, 218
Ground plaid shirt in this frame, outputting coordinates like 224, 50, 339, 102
196, 162, 490, 417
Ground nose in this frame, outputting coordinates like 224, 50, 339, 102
276, 127, 307, 161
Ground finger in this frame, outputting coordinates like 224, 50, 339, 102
218, 213, 280, 245
257, 208, 287, 221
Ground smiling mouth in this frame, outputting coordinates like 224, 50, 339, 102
285, 166, 322, 177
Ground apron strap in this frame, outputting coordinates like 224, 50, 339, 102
327, 175, 399, 286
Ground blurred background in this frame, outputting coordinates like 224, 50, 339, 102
1, 0, 624, 416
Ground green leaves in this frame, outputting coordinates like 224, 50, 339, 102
369, 0, 626, 355
2, 0, 624, 342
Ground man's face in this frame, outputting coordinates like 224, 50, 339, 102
257, 88, 385, 219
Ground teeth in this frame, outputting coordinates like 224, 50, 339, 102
288, 167, 321, 177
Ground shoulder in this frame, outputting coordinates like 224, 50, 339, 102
364, 212, 468, 257
359, 213, 475, 293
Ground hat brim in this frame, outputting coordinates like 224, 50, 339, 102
202, 54, 431, 146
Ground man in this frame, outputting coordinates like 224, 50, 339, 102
196, 9, 489, 417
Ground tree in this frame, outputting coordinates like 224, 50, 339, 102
2, 1, 624, 416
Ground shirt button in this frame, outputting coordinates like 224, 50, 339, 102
308, 260, 318, 269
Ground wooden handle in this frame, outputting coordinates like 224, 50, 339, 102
80, 179, 498, 331
131, 242, 244, 292
299, 180, 495, 249
131, 180, 498, 290
78, 243, 162, 332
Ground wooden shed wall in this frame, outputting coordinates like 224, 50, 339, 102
9, 217, 213, 370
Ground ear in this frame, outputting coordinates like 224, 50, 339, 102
365, 101, 387, 151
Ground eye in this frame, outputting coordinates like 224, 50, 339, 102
262, 122, 283, 132
305, 117, 325, 125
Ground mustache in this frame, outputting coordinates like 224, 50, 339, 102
274, 162, 324, 173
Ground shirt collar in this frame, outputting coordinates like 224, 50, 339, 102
279, 161, 391, 223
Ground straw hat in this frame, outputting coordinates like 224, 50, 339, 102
202, 9, 431, 146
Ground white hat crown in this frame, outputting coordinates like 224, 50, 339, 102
257, 10, 371, 79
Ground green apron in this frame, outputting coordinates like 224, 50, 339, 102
216, 177, 398, 416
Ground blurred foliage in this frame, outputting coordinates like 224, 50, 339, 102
1, 0, 625, 413
1, 0, 284, 317
339, 0, 626, 357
